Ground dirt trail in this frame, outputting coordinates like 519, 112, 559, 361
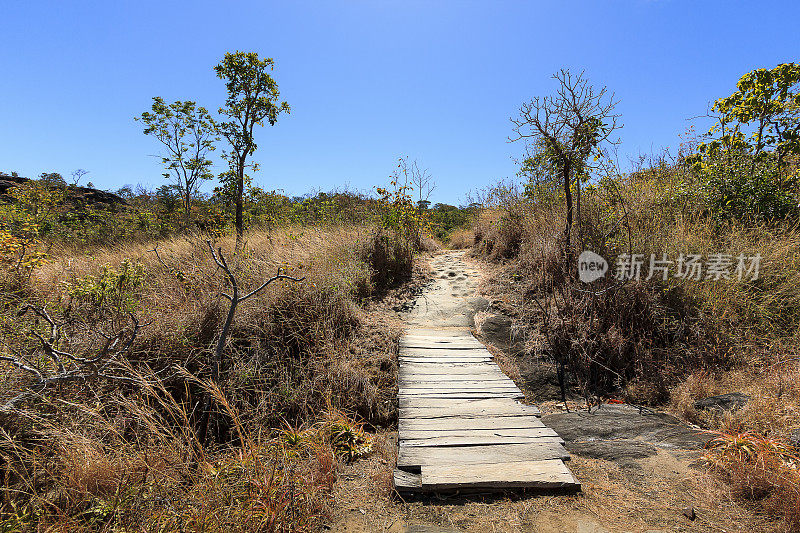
405, 251, 483, 330
330, 250, 772, 533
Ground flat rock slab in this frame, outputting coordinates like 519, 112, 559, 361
543, 404, 711, 464
395, 326, 577, 494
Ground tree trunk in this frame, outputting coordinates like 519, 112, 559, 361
563, 158, 573, 259
235, 159, 245, 242
185, 189, 192, 227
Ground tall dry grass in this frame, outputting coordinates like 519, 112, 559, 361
1, 224, 409, 530
468, 164, 800, 526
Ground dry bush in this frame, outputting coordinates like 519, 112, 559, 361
17, 225, 403, 426
473, 161, 800, 523
0, 223, 409, 530
446, 227, 474, 249
0, 376, 365, 531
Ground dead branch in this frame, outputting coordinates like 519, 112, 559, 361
1, 307, 147, 410
197, 240, 305, 444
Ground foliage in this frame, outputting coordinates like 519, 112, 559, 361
68, 260, 146, 320
215, 51, 290, 237
0, 182, 64, 284
691, 63, 800, 222
699, 148, 799, 221
376, 158, 432, 251
701, 62, 800, 173
137, 97, 218, 224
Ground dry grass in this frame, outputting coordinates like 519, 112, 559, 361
0, 224, 411, 531
466, 166, 800, 527
447, 227, 475, 249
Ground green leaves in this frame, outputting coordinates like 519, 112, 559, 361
136, 97, 218, 223
705, 63, 800, 168
214, 51, 290, 236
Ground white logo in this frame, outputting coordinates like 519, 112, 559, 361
578, 251, 608, 283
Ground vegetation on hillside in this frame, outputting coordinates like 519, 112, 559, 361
0, 51, 478, 531
465, 62, 800, 528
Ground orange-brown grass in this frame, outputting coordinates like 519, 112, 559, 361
467, 167, 800, 526
446, 227, 474, 249
1, 224, 408, 531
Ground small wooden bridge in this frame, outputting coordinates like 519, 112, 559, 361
393, 328, 580, 494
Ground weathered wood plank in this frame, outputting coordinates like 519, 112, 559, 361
399, 426, 558, 440
399, 415, 546, 431
420, 460, 580, 491
399, 358, 493, 364
399, 432, 563, 447
393, 469, 421, 491
401, 337, 483, 344
400, 367, 506, 375
399, 379, 518, 388
400, 347, 489, 355
400, 391, 524, 398
399, 435, 564, 448
398, 391, 524, 399
399, 397, 539, 412
397, 442, 570, 467
399, 375, 511, 384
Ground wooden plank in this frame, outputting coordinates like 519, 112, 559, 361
399, 397, 539, 413
399, 388, 523, 396
420, 460, 580, 490
399, 379, 518, 388
401, 435, 564, 447
398, 391, 524, 399
400, 432, 562, 447
400, 378, 509, 385
397, 389, 525, 400
399, 402, 539, 413
399, 415, 546, 431
399, 427, 558, 440
399, 350, 490, 357
400, 373, 513, 381
393, 469, 421, 491
400, 366, 506, 375
397, 442, 570, 467
399, 380, 514, 388
400, 347, 488, 354
399, 357, 493, 364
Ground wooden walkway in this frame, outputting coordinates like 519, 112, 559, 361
394, 328, 580, 494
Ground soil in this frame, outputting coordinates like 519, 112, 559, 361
329, 251, 775, 532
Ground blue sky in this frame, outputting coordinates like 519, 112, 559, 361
1, 1, 798, 205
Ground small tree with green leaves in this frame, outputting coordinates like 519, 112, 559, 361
690, 63, 800, 221
137, 97, 217, 225
214, 52, 290, 240
700, 62, 800, 176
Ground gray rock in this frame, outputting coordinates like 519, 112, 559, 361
788, 428, 800, 449
568, 439, 658, 461
694, 392, 750, 413
543, 404, 710, 464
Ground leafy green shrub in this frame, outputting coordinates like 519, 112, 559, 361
698, 150, 798, 222
69, 260, 146, 319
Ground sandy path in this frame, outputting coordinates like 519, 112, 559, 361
406, 251, 483, 330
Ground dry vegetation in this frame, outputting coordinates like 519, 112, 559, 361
0, 224, 414, 531
463, 154, 800, 528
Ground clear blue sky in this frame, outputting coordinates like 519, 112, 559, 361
1, 1, 798, 205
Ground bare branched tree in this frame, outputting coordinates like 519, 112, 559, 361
510, 69, 621, 259
408, 160, 435, 211
196, 241, 304, 444
70, 168, 89, 187
1, 306, 145, 410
